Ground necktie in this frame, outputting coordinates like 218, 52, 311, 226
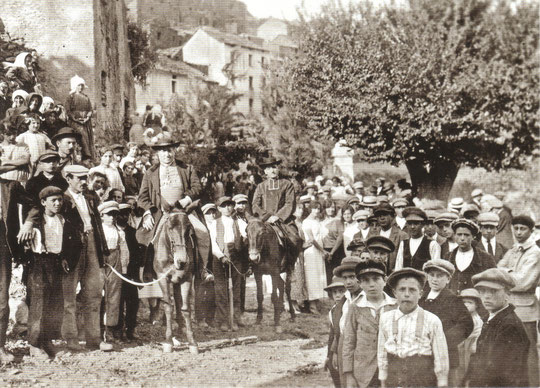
487, 239, 494, 256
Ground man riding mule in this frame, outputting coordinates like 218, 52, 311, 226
251, 157, 303, 271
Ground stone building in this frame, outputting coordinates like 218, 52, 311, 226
0, 0, 135, 136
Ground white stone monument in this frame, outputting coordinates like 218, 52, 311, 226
332, 140, 355, 181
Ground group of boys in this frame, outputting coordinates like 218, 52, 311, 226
324, 205, 539, 388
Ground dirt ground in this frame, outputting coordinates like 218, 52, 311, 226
2, 277, 334, 387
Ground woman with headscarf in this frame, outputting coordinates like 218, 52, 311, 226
4, 89, 28, 125
143, 105, 165, 130
65, 75, 94, 160
39, 96, 55, 114
4, 52, 39, 93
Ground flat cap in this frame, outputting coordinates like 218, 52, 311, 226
232, 194, 249, 204
392, 198, 408, 208
451, 218, 479, 235
347, 237, 366, 251
346, 196, 360, 205
434, 212, 459, 224
482, 195, 503, 210
333, 256, 363, 277
111, 143, 124, 151
39, 185, 64, 200
459, 288, 482, 301
477, 212, 500, 227
403, 207, 427, 222
361, 196, 378, 207
423, 259, 455, 277
426, 210, 440, 221
473, 268, 516, 290
37, 151, 60, 163
201, 203, 217, 214
216, 196, 235, 207
98, 200, 120, 214
352, 209, 370, 221
299, 195, 311, 204
376, 195, 389, 203
305, 181, 317, 189
471, 189, 483, 198
461, 203, 480, 216
355, 259, 386, 279
449, 197, 465, 209
373, 203, 395, 216
118, 203, 132, 211
324, 276, 345, 292
387, 267, 426, 290
366, 236, 395, 253
63, 165, 89, 177
353, 182, 364, 189
51, 127, 81, 143
512, 215, 535, 230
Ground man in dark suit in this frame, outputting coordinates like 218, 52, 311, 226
420, 259, 474, 386
477, 212, 507, 263
137, 135, 211, 282
468, 268, 529, 387
448, 219, 496, 294
61, 165, 109, 350
434, 212, 459, 259
368, 203, 408, 272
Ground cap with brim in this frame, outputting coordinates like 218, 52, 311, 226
423, 259, 455, 277
361, 196, 378, 207
459, 288, 482, 301
63, 165, 89, 177
201, 203, 217, 214
118, 203, 132, 211
324, 276, 345, 292
387, 267, 426, 290
39, 186, 64, 200
374, 203, 394, 216
392, 198, 408, 208
477, 212, 499, 227
426, 210, 439, 221
51, 127, 81, 143
37, 151, 60, 163
98, 201, 120, 214
306, 182, 316, 189
347, 238, 366, 251
434, 212, 459, 224
367, 215, 378, 224
353, 182, 364, 189
481, 195, 503, 210
216, 196, 235, 207
333, 256, 363, 277
232, 194, 249, 204
347, 196, 360, 205
472, 268, 515, 290
299, 195, 311, 204
471, 189, 483, 198
449, 197, 465, 208
259, 157, 281, 168
352, 210, 369, 221
512, 215, 535, 230
355, 259, 386, 278
366, 236, 395, 253
461, 204, 480, 216
452, 218, 479, 235
111, 144, 124, 151
376, 195, 389, 203
403, 207, 427, 222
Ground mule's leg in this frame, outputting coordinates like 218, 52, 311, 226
180, 278, 198, 354
254, 271, 264, 325
159, 279, 174, 352
285, 270, 295, 322
272, 273, 284, 333
173, 283, 185, 338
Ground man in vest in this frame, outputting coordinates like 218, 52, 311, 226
252, 157, 302, 271
394, 207, 441, 271
137, 134, 212, 282
207, 196, 246, 331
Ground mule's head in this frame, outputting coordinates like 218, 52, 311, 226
165, 211, 191, 270
246, 219, 266, 264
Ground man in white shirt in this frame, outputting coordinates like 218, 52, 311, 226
477, 212, 507, 263
434, 212, 459, 259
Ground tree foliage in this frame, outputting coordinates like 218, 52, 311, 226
127, 22, 157, 85
288, 0, 539, 199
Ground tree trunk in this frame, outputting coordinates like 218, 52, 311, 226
405, 160, 460, 202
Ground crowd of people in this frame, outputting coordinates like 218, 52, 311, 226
0, 51, 538, 388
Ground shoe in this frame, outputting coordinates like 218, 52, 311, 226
41, 341, 56, 357
125, 330, 138, 341
199, 321, 210, 329
219, 323, 230, 332
0, 348, 14, 364
28, 345, 50, 360
235, 315, 246, 327
99, 341, 114, 352
202, 269, 214, 283
231, 322, 239, 332
67, 340, 83, 351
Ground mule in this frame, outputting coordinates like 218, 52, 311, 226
246, 219, 296, 333
153, 211, 198, 354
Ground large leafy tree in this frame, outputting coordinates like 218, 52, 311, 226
288, 0, 539, 200
128, 22, 157, 85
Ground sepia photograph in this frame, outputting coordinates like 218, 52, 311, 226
0, 0, 537, 386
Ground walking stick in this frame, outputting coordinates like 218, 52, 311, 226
228, 262, 234, 331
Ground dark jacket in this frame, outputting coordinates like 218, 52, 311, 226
477, 238, 508, 264
62, 190, 109, 268
252, 178, 296, 224
123, 225, 143, 280
467, 304, 529, 387
0, 179, 27, 263
24, 172, 68, 220
448, 246, 496, 294
420, 287, 474, 368
136, 159, 201, 246
367, 225, 408, 274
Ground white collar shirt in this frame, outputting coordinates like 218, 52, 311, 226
455, 249, 475, 272
356, 292, 396, 318
68, 189, 92, 232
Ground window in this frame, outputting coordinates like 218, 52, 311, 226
249, 98, 254, 113
249, 76, 253, 90
171, 75, 177, 94
248, 54, 253, 67
157, 31, 161, 40
101, 71, 107, 107
261, 56, 265, 66
230, 51, 237, 64
261, 76, 266, 87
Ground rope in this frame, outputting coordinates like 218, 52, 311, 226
105, 263, 174, 287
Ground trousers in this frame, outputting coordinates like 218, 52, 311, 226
523, 321, 539, 387
62, 230, 104, 345
27, 254, 63, 346
213, 247, 242, 325
102, 249, 123, 327
115, 276, 139, 333
387, 354, 436, 388
0, 221, 11, 347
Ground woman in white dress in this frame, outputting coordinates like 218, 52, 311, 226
342, 206, 360, 251
320, 200, 344, 285
302, 201, 328, 314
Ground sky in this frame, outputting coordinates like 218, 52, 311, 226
242, 0, 340, 20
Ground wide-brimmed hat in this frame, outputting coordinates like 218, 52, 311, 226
324, 276, 345, 292
387, 267, 426, 290
259, 157, 281, 168
145, 129, 181, 149
51, 127, 81, 143
333, 256, 363, 277
361, 196, 378, 207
